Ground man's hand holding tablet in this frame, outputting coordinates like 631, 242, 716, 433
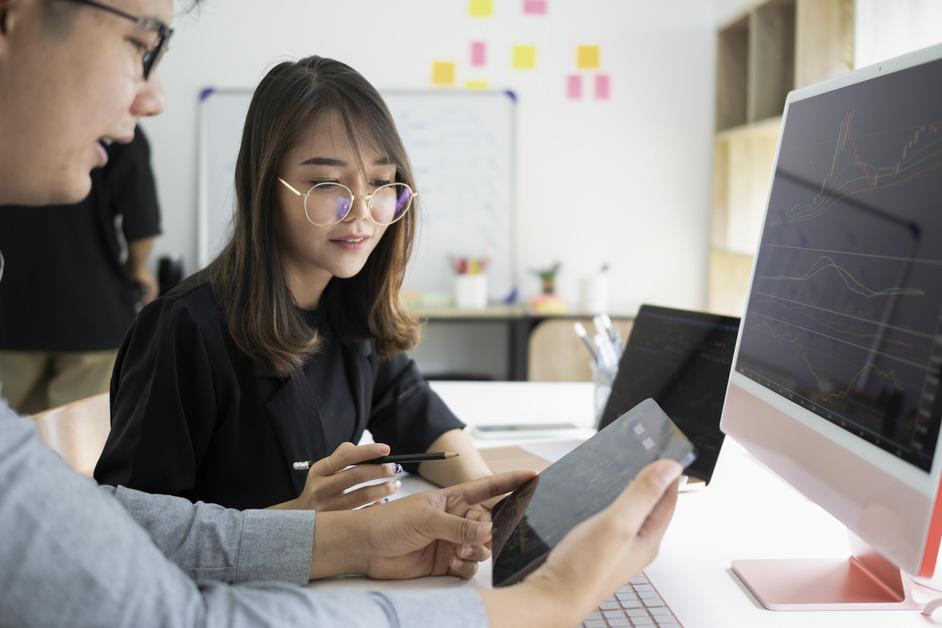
481, 459, 683, 627
479, 399, 695, 627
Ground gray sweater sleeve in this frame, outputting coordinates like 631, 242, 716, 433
0, 404, 489, 628
97, 484, 315, 584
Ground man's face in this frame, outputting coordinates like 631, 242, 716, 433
0, 0, 173, 206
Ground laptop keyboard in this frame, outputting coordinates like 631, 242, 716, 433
581, 573, 682, 627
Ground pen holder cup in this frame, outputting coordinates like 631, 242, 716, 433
579, 274, 609, 314
454, 274, 488, 309
591, 362, 615, 429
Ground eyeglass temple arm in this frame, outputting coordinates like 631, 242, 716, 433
277, 177, 304, 197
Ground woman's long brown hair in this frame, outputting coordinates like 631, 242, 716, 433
207, 56, 419, 374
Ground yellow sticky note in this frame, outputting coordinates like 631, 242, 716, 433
469, 0, 493, 17
431, 61, 456, 87
464, 79, 489, 90
512, 45, 537, 70
576, 44, 601, 70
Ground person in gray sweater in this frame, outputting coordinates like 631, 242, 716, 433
0, 1, 683, 627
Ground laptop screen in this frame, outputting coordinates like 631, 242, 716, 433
599, 304, 740, 483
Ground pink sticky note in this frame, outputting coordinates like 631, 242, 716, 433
523, 0, 547, 15
566, 74, 582, 99
595, 74, 611, 100
470, 41, 487, 67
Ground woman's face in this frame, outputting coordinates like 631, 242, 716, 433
275, 110, 395, 281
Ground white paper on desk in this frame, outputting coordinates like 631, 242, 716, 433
519, 439, 584, 464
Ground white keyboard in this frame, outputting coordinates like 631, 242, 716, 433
581, 573, 682, 627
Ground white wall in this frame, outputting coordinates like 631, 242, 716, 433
855, 0, 942, 68
145, 0, 718, 313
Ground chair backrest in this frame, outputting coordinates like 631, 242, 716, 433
527, 318, 633, 382
33, 393, 110, 478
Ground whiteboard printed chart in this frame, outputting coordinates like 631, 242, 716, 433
199, 88, 515, 302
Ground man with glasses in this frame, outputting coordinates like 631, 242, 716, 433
0, 1, 682, 626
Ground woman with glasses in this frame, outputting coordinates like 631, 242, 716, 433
94, 56, 493, 512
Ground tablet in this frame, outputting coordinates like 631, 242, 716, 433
490, 398, 697, 587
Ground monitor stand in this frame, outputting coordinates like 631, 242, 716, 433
731, 532, 921, 610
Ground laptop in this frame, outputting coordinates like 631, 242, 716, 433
599, 304, 740, 484
481, 305, 740, 485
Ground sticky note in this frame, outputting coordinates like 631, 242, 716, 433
469, 0, 493, 17
566, 75, 582, 99
465, 80, 489, 90
523, 0, 547, 15
595, 74, 611, 100
577, 44, 601, 70
431, 61, 456, 87
512, 45, 537, 70
470, 41, 487, 67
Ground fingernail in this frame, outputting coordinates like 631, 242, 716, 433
390, 480, 402, 492
659, 460, 683, 485
382, 497, 391, 504
394, 463, 403, 474
384, 463, 397, 474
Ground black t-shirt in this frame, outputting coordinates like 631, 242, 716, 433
0, 126, 161, 351
299, 306, 359, 444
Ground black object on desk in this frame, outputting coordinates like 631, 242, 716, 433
598, 304, 740, 484
490, 398, 696, 587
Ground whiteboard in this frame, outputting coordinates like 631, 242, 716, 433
198, 88, 515, 300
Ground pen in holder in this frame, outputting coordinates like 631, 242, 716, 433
574, 318, 621, 428
591, 360, 615, 429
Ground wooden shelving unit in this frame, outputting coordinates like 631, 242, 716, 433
709, 0, 856, 317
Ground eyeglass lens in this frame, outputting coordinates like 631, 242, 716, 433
304, 183, 413, 226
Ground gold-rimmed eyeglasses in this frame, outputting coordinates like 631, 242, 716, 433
277, 178, 417, 227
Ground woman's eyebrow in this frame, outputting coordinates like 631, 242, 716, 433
299, 156, 346, 166
298, 156, 394, 167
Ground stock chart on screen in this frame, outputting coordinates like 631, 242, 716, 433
736, 56, 942, 472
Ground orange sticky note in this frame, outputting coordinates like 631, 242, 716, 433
512, 45, 537, 70
431, 61, 456, 86
465, 79, 489, 90
576, 45, 601, 70
469, 0, 493, 17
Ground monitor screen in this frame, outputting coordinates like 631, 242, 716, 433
600, 305, 740, 483
734, 55, 942, 473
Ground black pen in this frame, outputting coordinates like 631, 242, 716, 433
292, 451, 459, 471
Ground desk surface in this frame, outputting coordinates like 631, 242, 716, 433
311, 382, 939, 627
410, 305, 637, 320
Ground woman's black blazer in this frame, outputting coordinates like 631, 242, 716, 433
93, 277, 463, 509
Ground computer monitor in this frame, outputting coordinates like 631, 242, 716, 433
599, 304, 740, 484
721, 42, 942, 611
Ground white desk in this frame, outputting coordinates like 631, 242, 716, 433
311, 382, 941, 627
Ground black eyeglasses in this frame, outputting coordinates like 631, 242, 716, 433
70, 0, 173, 80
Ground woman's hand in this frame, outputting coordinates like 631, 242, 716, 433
279, 442, 402, 511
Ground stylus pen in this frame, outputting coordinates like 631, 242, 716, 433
292, 451, 459, 471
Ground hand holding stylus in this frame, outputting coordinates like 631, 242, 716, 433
274, 442, 402, 511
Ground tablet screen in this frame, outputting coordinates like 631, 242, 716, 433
490, 398, 696, 587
